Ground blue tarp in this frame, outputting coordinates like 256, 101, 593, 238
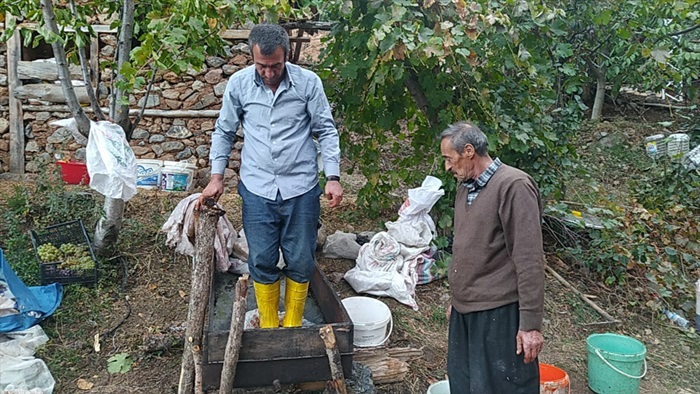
0, 249, 63, 333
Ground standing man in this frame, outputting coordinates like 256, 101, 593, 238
439, 121, 544, 393
199, 24, 343, 328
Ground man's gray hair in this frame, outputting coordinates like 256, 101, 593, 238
249, 24, 290, 58
439, 121, 489, 156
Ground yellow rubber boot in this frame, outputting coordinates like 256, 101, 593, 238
253, 280, 281, 329
282, 277, 309, 328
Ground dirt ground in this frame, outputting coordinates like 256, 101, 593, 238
6, 131, 698, 394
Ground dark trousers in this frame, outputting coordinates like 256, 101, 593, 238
238, 181, 321, 284
447, 302, 539, 394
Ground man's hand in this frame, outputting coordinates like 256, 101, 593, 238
197, 174, 225, 209
516, 329, 544, 364
325, 180, 343, 208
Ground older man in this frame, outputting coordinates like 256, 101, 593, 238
440, 121, 544, 393
199, 24, 343, 328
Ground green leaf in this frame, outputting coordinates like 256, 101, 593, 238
107, 353, 133, 374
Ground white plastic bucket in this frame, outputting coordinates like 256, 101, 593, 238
427, 380, 449, 394
341, 296, 392, 347
644, 134, 665, 159
161, 161, 196, 192
135, 159, 163, 189
666, 133, 689, 161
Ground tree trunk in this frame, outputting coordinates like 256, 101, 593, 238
94, 0, 135, 256
587, 58, 607, 121
39, 0, 91, 136
93, 198, 125, 256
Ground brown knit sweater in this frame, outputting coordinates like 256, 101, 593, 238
448, 164, 545, 331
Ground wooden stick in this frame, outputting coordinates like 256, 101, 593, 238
545, 265, 620, 323
219, 274, 249, 393
178, 201, 225, 394
320, 325, 347, 394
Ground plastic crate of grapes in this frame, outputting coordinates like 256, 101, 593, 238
29, 220, 99, 286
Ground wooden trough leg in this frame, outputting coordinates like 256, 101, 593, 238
320, 325, 347, 394
219, 274, 249, 393
178, 201, 225, 394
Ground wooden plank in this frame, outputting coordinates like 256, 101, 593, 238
220, 29, 251, 40
0, 105, 222, 118
220, 29, 310, 44
202, 355, 353, 389
17, 22, 116, 33
18, 60, 82, 81
14, 84, 90, 104
207, 322, 352, 361
7, 13, 25, 173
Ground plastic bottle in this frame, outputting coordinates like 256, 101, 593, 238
663, 309, 690, 329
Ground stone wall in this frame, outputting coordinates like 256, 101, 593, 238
0, 36, 252, 188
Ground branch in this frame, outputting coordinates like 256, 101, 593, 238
404, 67, 437, 127
668, 23, 700, 37
130, 66, 158, 137
39, 0, 91, 136
545, 265, 620, 323
112, 0, 135, 134
68, 0, 105, 121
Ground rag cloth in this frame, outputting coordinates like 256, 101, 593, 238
161, 193, 237, 272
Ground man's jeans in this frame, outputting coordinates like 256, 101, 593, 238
238, 181, 321, 284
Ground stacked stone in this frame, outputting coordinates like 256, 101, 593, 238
7, 37, 253, 188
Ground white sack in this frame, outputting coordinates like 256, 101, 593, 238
397, 175, 445, 235
323, 231, 362, 260
344, 232, 419, 310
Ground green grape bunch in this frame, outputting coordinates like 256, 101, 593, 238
37, 243, 62, 263
38, 242, 93, 268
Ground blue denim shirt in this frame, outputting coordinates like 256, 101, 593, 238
210, 62, 340, 200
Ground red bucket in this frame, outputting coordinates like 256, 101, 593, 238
540, 363, 570, 394
57, 161, 90, 185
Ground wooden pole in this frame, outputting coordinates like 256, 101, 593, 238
178, 200, 225, 394
219, 274, 249, 393
320, 325, 347, 394
545, 265, 620, 323
0, 105, 221, 118
7, 13, 25, 174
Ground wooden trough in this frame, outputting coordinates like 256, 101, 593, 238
202, 263, 354, 389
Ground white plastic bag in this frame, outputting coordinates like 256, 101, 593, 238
0, 326, 55, 394
86, 120, 137, 201
397, 176, 445, 235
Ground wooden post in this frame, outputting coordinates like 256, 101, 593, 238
7, 13, 24, 174
320, 325, 347, 394
219, 274, 249, 393
178, 200, 225, 394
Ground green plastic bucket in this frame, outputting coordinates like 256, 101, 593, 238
587, 333, 647, 394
